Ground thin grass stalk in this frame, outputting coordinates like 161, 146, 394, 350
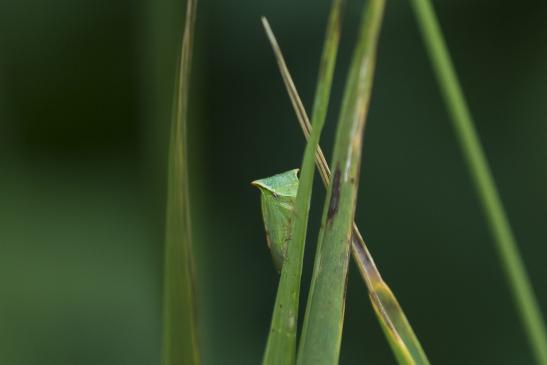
260, 1, 344, 364
410, 1, 547, 364
297, 1, 386, 363
263, 16, 430, 365
162, 0, 200, 364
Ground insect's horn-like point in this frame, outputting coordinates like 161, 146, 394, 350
250, 179, 267, 190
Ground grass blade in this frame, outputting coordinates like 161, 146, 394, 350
162, 0, 200, 364
259, 1, 343, 363
410, 1, 547, 363
263, 14, 430, 365
297, 1, 386, 364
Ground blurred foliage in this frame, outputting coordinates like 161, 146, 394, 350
1, 0, 547, 364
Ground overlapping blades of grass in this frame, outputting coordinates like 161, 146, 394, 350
162, 0, 200, 364
263, 9, 429, 364
260, 2, 344, 363
296, 1, 387, 364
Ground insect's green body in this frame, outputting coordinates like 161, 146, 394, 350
252, 169, 299, 271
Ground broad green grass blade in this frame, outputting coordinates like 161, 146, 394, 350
263, 16, 430, 365
162, 0, 200, 364
410, 1, 547, 364
259, 1, 343, 363
297, 1, 386, 364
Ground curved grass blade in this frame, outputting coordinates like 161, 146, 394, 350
162, 0, 200, 364
297, 1, 388, 364
410, 1, 547, 364
263, 13, 429, 365
259, 2, 344, 363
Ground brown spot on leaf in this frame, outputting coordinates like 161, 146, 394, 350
327, 167, 341, 223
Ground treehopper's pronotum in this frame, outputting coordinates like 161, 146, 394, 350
251, 169, 299, 272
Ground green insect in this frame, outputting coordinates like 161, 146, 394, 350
251, 169, 299, 272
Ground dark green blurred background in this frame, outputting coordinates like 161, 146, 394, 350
1, 0, 547, 363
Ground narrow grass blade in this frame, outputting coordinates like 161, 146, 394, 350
259, 1, 344, 363
410, 1, 547, 364
297, 1, 386, 364
263, 15, 430, 365
162, 0, 200, 364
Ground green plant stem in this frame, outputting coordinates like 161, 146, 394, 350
410, 1, 547, 363
260, 1, 343, 363
297, 0, 386, 363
